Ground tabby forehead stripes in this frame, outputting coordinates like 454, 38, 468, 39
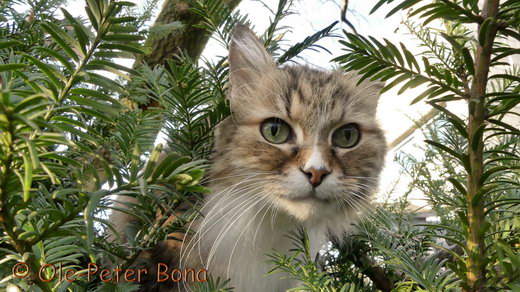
197, 26, 387, 291
128, 25, 388, 292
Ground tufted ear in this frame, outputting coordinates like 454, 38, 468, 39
228, 25, 276, 90
345, 72, 385, 117
363, 80, 385, 116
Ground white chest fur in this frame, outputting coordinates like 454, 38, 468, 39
178, 191, 332, 292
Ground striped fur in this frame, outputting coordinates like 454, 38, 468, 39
118, 26, 387, 292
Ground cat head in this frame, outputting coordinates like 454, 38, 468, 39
210, 26, 387, 224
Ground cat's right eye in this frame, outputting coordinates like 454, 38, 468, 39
332, 123, 361, 148
260, 118, 291, 144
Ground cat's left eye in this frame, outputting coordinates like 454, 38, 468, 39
260, 118, 291, 144
332, 123, 360, 148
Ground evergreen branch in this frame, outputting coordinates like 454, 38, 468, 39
332, 237, 395, 292
335, 32, 465, 99
277, 21, 338, 64
0, 108, 52, 292
436, 0, 483, 23
263, 0, 293, 52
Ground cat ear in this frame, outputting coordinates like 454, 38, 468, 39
365, 81, 384, 109
365, 82, 385, 116
229, 25, 275, 88
350, 76, 385, 116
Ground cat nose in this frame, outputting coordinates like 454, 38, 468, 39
300, 168, 331, 188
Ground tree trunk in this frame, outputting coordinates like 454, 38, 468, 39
135, 0, 242, 110
139, 0, 242, 67
465, 0, 499, 290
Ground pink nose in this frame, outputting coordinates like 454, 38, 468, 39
301, 168, 331, 188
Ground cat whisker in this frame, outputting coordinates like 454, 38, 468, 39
346, 193, 396, 228
201, 179, 268, 221
332, 192, 349, 214
344, 175, 378, 180
270, 198, 280, 230
201, 173, 269, 208
180, 182, 264, 264
190, 184, 265, 260
180, 175, 265, 261
346, 180, 377, 188
202, 180, 267, 219
335, 189, 374, 218
252, 198, 274, 251
181, 183, 265, 269
183, 190, 264, 277
226, 195, 270, 277
200, 171, 276, 184
206, 193, 266, 269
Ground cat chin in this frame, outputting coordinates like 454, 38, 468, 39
277, 195, 337, 222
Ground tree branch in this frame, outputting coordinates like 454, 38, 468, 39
138, 0, 242, 68
340, 0, 356, 32
465, 0, 500, 291
134, 0, 242, 111
332, 238, 395, 292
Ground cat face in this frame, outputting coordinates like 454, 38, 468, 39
210, 26, 387, 222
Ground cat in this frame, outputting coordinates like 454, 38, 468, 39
111, 25, 387, 292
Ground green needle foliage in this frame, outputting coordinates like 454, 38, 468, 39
267, 0, 519, 292
1, 0, 519, 291
0, 0, 337, 291
325, 0, 519, 291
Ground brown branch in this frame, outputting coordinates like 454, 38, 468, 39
332, 238, 395, 292
340, 0, 356, 32
0, 117, 52, 292
134, 0, 242, 111
340, 0, 348, 23
138, 0, 242, 68
465, 0, 500, 291
351, 251, 394, 292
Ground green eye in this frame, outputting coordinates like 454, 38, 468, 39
260, 118, 291, 144
332, 124, 360, 148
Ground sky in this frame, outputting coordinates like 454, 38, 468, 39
61, 0, 455, 209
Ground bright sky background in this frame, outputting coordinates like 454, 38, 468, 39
61, 0, 465, 209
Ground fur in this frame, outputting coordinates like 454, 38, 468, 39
113, 26, 387, 292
